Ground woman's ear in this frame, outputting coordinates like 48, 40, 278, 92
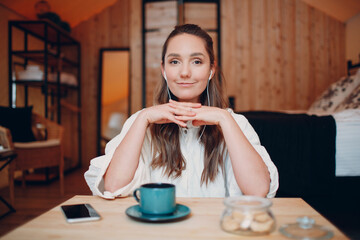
210, 64, 216, 79
161, 64, 166, 81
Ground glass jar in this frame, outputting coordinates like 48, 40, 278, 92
220, 196, 276, 236
279, 216, 334, 240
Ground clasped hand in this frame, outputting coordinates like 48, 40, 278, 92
143, 100, 226, 128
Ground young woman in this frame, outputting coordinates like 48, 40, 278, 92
85, 24, 278, 198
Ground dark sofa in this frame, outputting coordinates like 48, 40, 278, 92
240, 111, 360, 239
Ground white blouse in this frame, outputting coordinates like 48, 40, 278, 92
84, 109, 279, 199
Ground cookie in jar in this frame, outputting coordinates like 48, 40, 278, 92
220, 196, 276, 236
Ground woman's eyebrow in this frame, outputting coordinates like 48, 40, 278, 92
166, 52, 205, 58
166, 53, 180, 58
190, 52, 205, 57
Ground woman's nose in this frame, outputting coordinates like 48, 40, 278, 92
180, 64, 191, 79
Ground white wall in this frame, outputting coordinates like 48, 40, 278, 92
346, 13, 360, 63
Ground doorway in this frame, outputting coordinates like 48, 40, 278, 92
97, 48, 130, 155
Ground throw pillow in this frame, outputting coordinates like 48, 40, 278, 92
335, 83, 360, 111
308, 69, 360, 115
0, 106, 36, 142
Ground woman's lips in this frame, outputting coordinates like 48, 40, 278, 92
177, 82, 195, 87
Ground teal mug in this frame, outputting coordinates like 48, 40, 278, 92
133, 183, 176, 215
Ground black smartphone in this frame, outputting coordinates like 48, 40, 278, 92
60, 203, 101, 223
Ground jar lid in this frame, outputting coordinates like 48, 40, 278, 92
279, 216, 334, 240
224, 196, 272, 211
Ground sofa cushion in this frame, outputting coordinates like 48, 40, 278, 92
308, 69, 360, 115
335, 83, 360, 111
0, 106, 36, 142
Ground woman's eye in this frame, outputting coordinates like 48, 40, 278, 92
193, 60, 202, 65
170, 60, 179, 64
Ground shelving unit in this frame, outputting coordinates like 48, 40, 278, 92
8, 20, 82, 174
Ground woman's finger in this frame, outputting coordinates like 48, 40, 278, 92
173, 108, 196, 117
166, 113, 188, 127
168, 104, 196, 117
155, 106, 188, 127
169, 100, 201, 109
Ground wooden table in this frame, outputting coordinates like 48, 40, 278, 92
2, 195, 348, 239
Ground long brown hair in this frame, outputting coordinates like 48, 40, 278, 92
150, 24, 228, 185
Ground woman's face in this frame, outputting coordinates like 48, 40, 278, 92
162, 33, 214, 103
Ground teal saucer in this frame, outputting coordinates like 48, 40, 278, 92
125, 204, 191, 223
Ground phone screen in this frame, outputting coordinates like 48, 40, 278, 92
61, 204, 101, 223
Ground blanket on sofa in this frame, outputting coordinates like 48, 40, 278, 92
239, 111, 336, 197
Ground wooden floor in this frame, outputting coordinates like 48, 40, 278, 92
0, 167, 91, 237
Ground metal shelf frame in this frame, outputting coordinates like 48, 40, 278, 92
8, 20, 82, 168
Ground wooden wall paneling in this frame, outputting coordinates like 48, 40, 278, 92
130, 0, 142, 113
307, 2, 345, 107
281, 0, 296, 109
62, 101, 80, 169
86, 19, 98, 165
11, 28, 25, 51
236, 0, 252, 111
97, 8, 111, 47
266, 0, 282, 110
311, 8, 324, 102
145, 32, 159, 106
71, 0, 132, 165
329, 18, 346, 85
322, 12, 336, 95
321, 12, 332, 95
111, 0, 130, 46
222, 0, 251, 111
72, 14, 94, 165
251, 0, 267, 110
108, 6, 119, 46
220, 0, 234, 104
184, 3, 217, 29
338, 20, 346, 79
145, 1, 177, 29
0, 9, 11, 106
327, 17, 339, 86
239, 0, 252, 111
221, 0, 345, 111
73, 20, 95, 166
295, 0, 311, 109
60, 83, 81, 170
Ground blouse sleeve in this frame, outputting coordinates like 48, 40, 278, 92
226, 109, 279, 198
84, 110, 151, 199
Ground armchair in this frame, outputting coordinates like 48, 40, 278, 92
0, 112, 64, 205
